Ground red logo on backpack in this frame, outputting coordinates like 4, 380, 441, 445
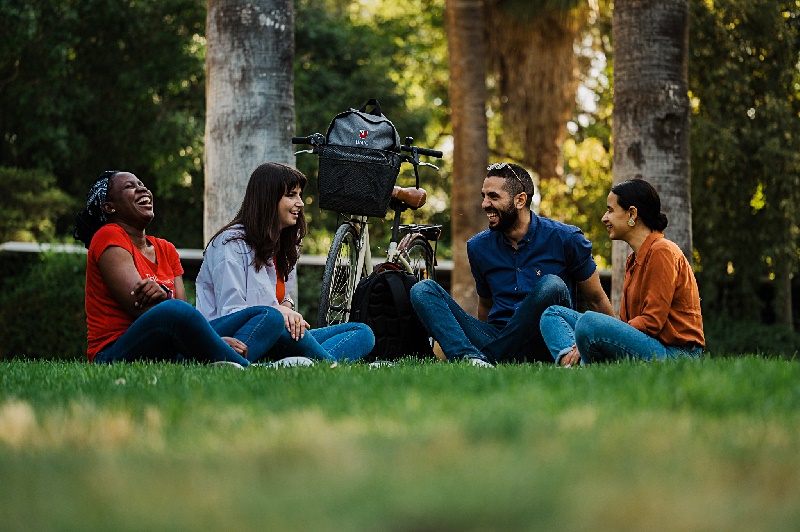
359, 130, 369, 139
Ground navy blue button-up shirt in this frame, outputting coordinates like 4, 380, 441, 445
467, 215, 597, 326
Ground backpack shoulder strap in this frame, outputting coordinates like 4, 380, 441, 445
383, 271, 414, 326
351, 272, 376, 323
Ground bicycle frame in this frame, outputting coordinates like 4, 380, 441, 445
292, 132, 442, 328
347, 206, 427, 284
349, 215, 372, 293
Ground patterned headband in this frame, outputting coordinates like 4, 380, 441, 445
86, 171, 118, 223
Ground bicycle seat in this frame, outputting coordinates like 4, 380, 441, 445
392, 186, 427, 209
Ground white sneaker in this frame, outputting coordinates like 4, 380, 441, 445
257, 356, 314, 369
468, 357, 495, 368
210, 361, 245, 370
278, 356, 314, 367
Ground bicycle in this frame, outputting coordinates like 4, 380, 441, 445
292, 132, 443, 327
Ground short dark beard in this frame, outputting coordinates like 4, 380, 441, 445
488, 201, 519, 233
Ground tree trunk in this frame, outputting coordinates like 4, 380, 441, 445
446, 0, 490, 314
484, 1, 585, 182
204, 0, 295, 242
611, 0, 691, 311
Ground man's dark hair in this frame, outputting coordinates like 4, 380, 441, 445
487, 163, 534, 207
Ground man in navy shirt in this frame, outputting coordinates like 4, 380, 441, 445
410, 162, 614, 366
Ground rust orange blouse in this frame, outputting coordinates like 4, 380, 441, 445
619, 232, 705, 348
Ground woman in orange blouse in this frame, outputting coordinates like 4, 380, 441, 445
540, 179, 704, 365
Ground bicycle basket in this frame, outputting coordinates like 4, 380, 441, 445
317, 144, 402, 217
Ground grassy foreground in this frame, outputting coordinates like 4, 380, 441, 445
1, 356, 799, 531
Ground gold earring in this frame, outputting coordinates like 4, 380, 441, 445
627, 218, 635, 227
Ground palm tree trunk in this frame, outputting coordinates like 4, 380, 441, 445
611, 0, 691, 310
204, 0, 295, 242
446, 0, 490, 314
484, 1, 585, 182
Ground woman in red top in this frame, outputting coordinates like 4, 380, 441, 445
539, 179, 705, 365
74, 170, 281, 367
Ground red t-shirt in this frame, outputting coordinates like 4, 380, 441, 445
85, 223, 184, 361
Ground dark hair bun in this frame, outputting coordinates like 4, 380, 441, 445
654, 212, 669, 231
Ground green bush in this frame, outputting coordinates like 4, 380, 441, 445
0, 251, 87, 360
704, 315, 800, 358
0, 166, 78, 242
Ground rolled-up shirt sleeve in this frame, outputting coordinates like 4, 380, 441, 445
565, 229, 597, 283
467, 239, 491, 299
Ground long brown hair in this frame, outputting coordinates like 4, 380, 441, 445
206, 162, 307, 280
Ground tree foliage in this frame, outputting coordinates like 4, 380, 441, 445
294, 0, 450, 256
689, 0, 800, 324
0, 0, 207, 246
0, 167, 77, 242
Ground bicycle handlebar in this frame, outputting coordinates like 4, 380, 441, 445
292, 133, 442, 158
400, 144, 442, 158
292, 133, 325, 146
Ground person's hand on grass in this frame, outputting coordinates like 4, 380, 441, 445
221, 337, 248, 356
559, 345, 581, 367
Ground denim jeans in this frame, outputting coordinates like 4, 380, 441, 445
269, 322, 375, 363
94, 300, 251, 366
409, 275, 571, 363
208, 305, 285, 363
539, 306, 704, 364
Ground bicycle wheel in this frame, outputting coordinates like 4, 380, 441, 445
402, 236, 435, 281
318, 223, 363, 327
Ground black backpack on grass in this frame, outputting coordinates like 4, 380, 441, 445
349, 263, 433, 361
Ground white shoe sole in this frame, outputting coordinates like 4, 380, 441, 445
252, 356, 315, 369
210, 361, 245, 370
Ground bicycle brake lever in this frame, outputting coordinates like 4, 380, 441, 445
294, 149, 315, 155
418, 161, 439, 171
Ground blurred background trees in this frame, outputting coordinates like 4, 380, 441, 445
0, 0, 207, 246
690, 0, 800, 329
1, 0, 799, 334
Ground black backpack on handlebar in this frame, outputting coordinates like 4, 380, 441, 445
326, 98, 401, 152
317, 99, 403, 217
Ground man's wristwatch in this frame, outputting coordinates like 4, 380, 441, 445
281, 295, 295, 310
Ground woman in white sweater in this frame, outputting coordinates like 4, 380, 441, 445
196, 162, 374, 364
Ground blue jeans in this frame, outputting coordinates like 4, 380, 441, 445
539, 306, 704, 364
94, 300, 251, 366
268, 323, 375, 363
208, 306, 285, 362
409, 276, 571, 363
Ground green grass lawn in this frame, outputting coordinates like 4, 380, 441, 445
2, 356, 799, 531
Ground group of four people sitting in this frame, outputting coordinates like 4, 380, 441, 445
72, 160, 704, 368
